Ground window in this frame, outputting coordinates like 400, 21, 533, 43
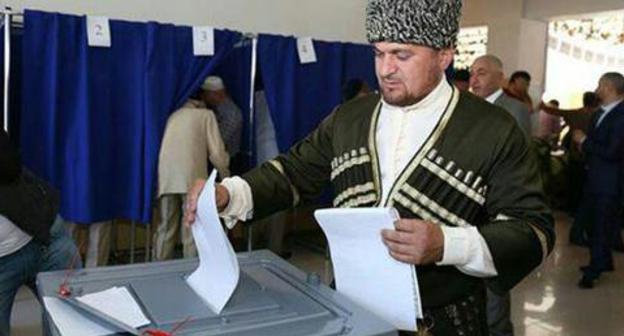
455, 26, 488, 69
545, 13, 624, 107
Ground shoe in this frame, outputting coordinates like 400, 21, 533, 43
579, 265, 614, 273
577, 276, 595, 289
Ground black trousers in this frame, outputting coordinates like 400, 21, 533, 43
399, 285, 488, 336
581, 193, 620, 278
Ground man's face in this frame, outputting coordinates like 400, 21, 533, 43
469, 59, 503, 98
595, 78, 612, 103
374, 42, 453, 106
510, 78, 530, 94
201, 89, 226, 106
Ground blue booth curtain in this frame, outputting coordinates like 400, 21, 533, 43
258, 34, 378, 152
342, 42, 379, 94
21, 10, 240, 223
142, 23, 242, 223
213, 41, 253, 170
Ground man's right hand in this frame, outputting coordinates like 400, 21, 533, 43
183, 179, 230, 226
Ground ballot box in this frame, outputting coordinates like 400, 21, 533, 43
37, 250, 398, 336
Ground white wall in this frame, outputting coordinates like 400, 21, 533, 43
462, 0, 624, 93
7, 0, 624, 90
5, 0, 369, 43
525, 0, 624, 20
462, 0, 525, 75
517, 19, 549, 95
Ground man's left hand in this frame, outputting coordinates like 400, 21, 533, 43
381, 219, 444, 265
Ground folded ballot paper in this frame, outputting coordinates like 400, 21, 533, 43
43, 286, 150, 336
315, 207, 423, 331
186, 169, 240, 314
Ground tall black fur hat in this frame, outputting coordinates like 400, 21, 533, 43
366, 0, 463, 49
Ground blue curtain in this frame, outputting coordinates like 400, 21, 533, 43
213, 41, 253, 171
342, 42, 379, 93
20, 10, 240, 223
258, 34, 378, 152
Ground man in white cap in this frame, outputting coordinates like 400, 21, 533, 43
184, 0, 554, 334
153, 81, 230, 261
202, 76, 244, 168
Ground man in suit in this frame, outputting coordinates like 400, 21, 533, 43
468, 54, 536, 336
574, 72, 624, 289
470, 55, 532, 137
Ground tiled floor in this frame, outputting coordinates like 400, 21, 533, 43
510, 212, 624, 336
10, 211, 624, 335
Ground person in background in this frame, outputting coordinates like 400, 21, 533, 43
540, 92, 602, 244
573, 72, 624, 289
470, 55, 532, 137
65, 220, 112, 267
184, 0, 554, 334
254, 87, 291, 258
451, 68, 471, 92
202, 76, 244, 173
537, 99, 563, 145
470, 54, 539, 336
0, 129, 81, 336
153, 78, 230, 261
505, 71, 534, 113
539, 92, 600, 134
342, 78, 372, 102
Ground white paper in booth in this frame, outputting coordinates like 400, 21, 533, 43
186, 169, 239, 314
193, 26, 215, 56
86, 16, 111, 48
314, 207, 422, 331
297, 37, 317, 64
42, 297, 115, 336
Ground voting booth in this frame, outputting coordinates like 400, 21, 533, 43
37, 250, 398, 336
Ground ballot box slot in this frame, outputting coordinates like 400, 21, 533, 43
256, 260, 352, 318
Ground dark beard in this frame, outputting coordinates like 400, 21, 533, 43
380, 87, 427, 107
378, 71, 443, 107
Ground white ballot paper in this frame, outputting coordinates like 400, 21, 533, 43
43, 286, 149, 336
43, 297, 115, 336
186, 169, 240, 314
76, 286, 150, 328
315, 207, 422, 331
